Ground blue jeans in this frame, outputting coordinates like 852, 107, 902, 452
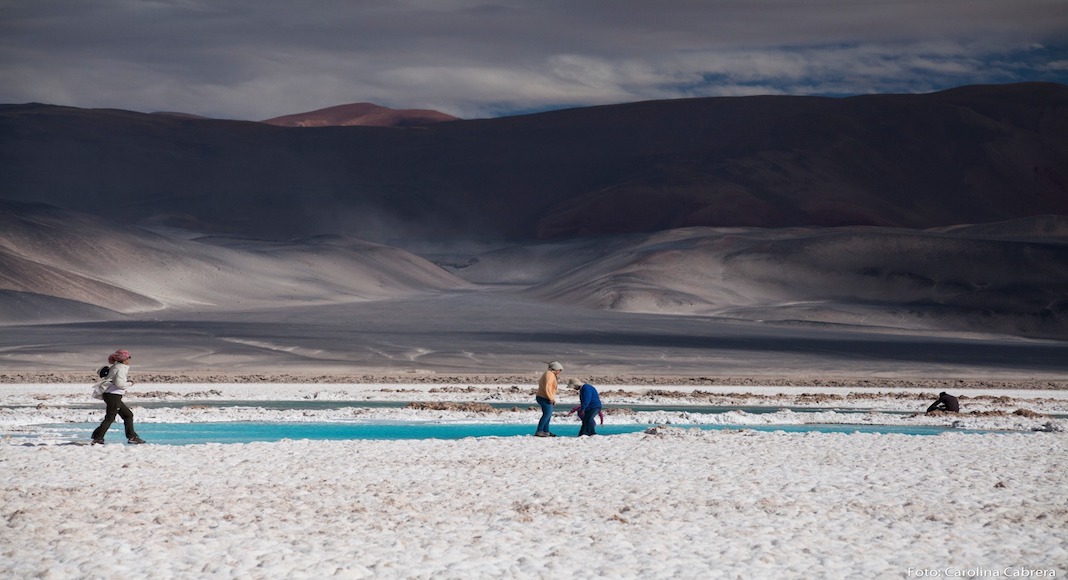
579, 406, 601, 436
536, 396, 554, 434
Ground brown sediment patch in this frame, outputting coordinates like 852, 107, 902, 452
405, 402, 499, 413
605, 408, 635, 416
128, 390, 224, 399
428, 385, 537, 397
959, 395, 1064, 405
1012, 408, 1048, 418
925, 409, 1049, 418
847, 392, 927, 400
606, 389, 696, 400
427, 386, 506, 394
923, 410, 957, 417
794, 393, 845, 403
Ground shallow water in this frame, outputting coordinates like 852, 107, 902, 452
40, 420, 1002, 445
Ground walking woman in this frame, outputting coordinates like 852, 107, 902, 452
91, 349, 145, 445
535, 361, 563, 437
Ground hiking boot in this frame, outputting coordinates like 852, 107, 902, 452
548, 432, 558, 437
91, 438, 105, 445
534, 431, 550, 437
128, 437, 146, 444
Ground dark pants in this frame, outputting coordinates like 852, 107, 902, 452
579, 406, 601, 436
92, 393, 138, 440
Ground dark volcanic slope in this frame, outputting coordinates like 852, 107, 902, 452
1, 83, 1066, 242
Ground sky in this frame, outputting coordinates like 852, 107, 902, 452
1, 0, 1066, 120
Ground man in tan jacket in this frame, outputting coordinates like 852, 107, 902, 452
535, 361, 563, 437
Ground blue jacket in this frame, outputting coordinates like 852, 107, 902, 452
579, 383, 602, 413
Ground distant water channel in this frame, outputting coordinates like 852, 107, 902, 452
17, 399, 1008, 444
41, 421, 997, 445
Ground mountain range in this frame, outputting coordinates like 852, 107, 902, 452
2, 83, 1065, 243
1, 84, 1066, 373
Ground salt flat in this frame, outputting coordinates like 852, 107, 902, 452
3, 427, 1065, 578
2, 383, 1067, 578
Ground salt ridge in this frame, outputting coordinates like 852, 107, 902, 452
3, 384, 1067, 442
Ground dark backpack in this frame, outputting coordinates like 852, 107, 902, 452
97, 365, 111, 379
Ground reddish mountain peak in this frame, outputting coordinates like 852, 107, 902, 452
261, 102, 459, 127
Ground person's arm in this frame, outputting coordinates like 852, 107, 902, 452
111, 364, 133, 388
598, 410, 604, 425
547, 375, 558, 404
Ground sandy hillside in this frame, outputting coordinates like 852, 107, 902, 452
1, 204, 1066, 377
468, 220, 1068, 338
0, 202, 470, 321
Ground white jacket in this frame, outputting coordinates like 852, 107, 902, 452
97, 362, 133, 396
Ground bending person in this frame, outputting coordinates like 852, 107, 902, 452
565, 404, 605, 427
570, 378, 603, 437
926, 392, 960, 414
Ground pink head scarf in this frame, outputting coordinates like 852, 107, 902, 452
108, 349, 132, 364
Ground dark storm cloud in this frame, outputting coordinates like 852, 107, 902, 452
1, 0, 1065, 119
